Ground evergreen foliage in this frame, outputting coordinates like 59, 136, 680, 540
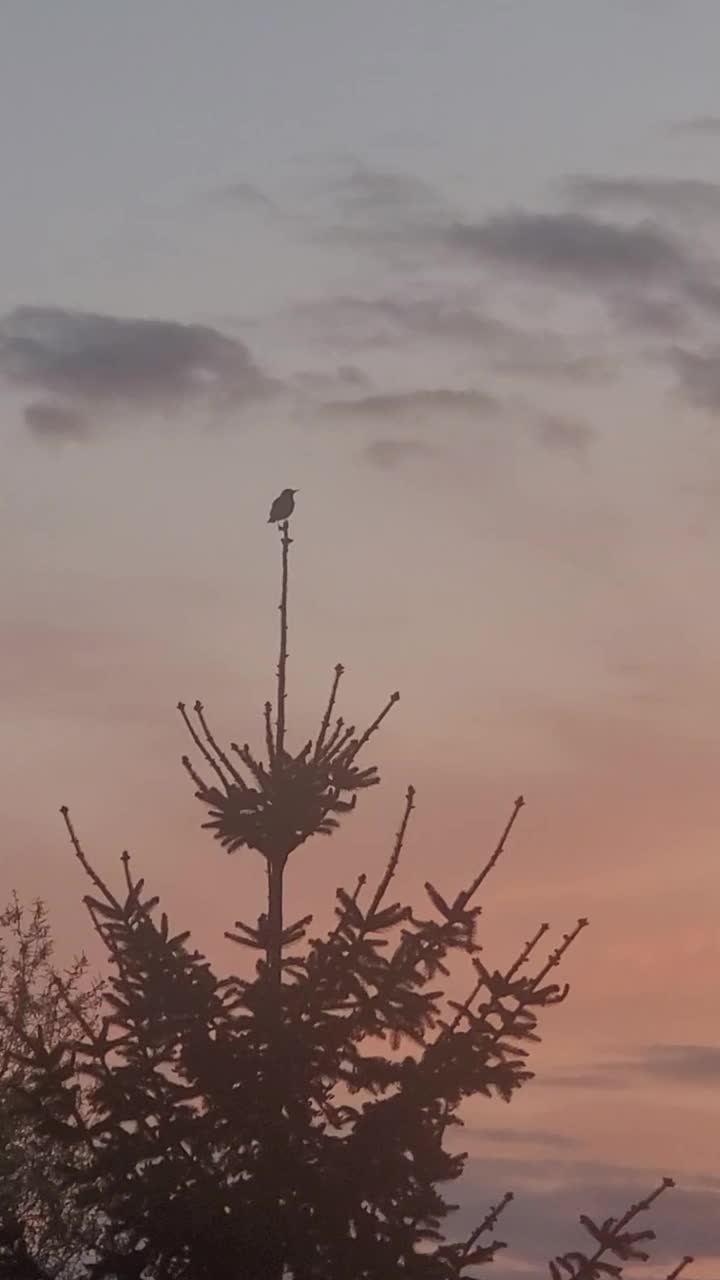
0, 895, 102, 1271
0, 518, 693, 1278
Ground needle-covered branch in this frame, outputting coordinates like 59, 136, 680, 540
4, 510, 696, 1278
549, 1178, 678, 1280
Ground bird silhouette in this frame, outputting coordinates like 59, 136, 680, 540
268, 488, 299, 523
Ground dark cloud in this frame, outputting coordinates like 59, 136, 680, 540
467, 1126, 580, 1151
535, 416, 594, 455
446, 210, 688, 283
298, 294, 608, 383
322, 166, 450, 264
332, 167, 442, 218
0, 306, 277, 425
683, 275, 720, 314
563, 174, 720, 220
294, 295, 509, 351
323, 388, 500, 422
537, 1043, 720, 1091
442, 208, 720, 345
637, 1043, 720, 1084
23, 401, 88, 440
456, 1156, 717, 1271
536, 1067, 631, 1092
359, 297, 509, 346
213, 181, 273, 210
333, 363, 369, 387
669, 345, 720, 412
362, 439, 434, 470
322, 165, 720, 346
610, 293, 689, 335
292, 364, 371, 394
495, 346, 609, 383
669, 115, 720, 134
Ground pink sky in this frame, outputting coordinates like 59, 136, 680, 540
2, 3, 720, 1272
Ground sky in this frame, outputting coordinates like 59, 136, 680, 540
1, 0, 720, 1273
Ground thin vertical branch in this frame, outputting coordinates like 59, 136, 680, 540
553, 1178, 675, 1280
455, 794, 525, 912
531, 916, 589, 989
460, 1191, 514, 1260
505, 920, 551, 981
314, 663, 344, 760
367, 786, 416, 917
266, 858, 284, 988
667, 1258, 694, 1280
265, 852, 286, 1280
275, 520, 292, 758
59, 808, 120, 910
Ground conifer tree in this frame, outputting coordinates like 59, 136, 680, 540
0, 516, 693, 1278
0, 895, 102, 1272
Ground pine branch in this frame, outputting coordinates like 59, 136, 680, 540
12, 509, 693, 1280
549, 1178, 676, 1280
667, 1257, 694, 1280
275, 518, 292, 757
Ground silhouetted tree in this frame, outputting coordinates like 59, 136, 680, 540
0, 895, 103, 1273
1, 518, 694, 1278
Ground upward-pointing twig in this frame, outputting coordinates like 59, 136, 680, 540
276, 520, 292, 758
367, 786, 416, 918
454, 795, 525, 913
314, 664, 345, 761
667, 1258, 694, 1280
59, 807, 120, 910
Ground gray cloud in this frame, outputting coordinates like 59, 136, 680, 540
563, 174, 720, 220
299, 294, 608, 382
292, 364, 371, 395
669, 345, 720, 412
669, 115, 720, 134
0, 306, 277, 425
321, 165, 451, 265
332, 166, 443, 218
313, 179, 720, 404
323, 165, 720, 348
610, 293, 689, 335
683, 275, 720, 314
456, 1156, 715, 1272
467, 1125, 581, 1151
294, 295, 509, 351
638, 1043, 720, 1084
323, 388, 500, 422
536, 1067, 631, 1091
23, 401, 88, 440
537, 1042, 720, 1091
213, 181, 274, 210
441, 207, 720, 348
534, 416, 594, 455
358, 296, 510, 346
446, 210, 688, 283
362, 438, 435, 470
495, 346, 609, 383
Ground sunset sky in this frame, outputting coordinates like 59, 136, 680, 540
2, 1, 720, 1272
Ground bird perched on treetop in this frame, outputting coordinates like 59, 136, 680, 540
268, 488, 298, 523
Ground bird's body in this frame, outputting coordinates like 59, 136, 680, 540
268, 488, 298, 522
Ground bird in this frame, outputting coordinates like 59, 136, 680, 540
268, 488, 299, 523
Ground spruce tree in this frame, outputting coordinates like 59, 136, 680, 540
0, 895, 102, 1272
0, 514, 693, 1279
